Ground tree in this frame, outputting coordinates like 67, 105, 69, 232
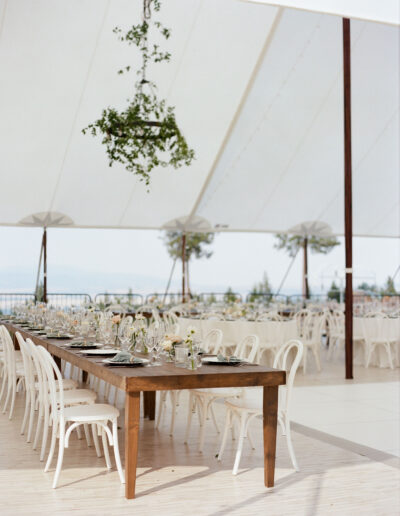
357, 282, 378, 294
35, 281, 44, 302
381, 276, 397, 295
224, 287, 237, 304
248, 272, 272, 303
163, 231, 215, 300
327, 281, 340, 302
274, 234, 340, 299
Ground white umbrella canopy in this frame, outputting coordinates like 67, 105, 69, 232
18, 211, 74, 227
0, 0, 398, 237
163, 216, 212, 233
287, 221, 333, 238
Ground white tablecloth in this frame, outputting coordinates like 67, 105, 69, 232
353, 317, 400, 368
178, 317, 298, 353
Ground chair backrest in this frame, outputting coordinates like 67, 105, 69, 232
294, 309, 311, 336
202, 329, 223, 354
15, 332, 36, 394
1, 325, 17, 380
234, 335, 259, 363
273, 339, 303, 415
256, 311, 282, 322
36, 345, 65, 422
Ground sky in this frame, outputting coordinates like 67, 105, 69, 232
0, 226, 399, 298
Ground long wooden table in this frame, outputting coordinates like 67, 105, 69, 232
5, 323, 286, 499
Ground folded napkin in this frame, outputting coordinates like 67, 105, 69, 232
217, 354, 242, 364
110, 351, 141, 364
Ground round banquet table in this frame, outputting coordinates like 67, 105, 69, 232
178, 317, 298, 362
353, 317, 400, 368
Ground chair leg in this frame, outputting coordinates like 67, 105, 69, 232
33, 402, 44, 450
27, 392, 36, 442
45, 422, 58, 472
83, 423, 92, 447
385, 343, 394, 369
247, 424, 255, 450
156, 391, 166, 429
285, 417, 299, 471
52, 421, 65, 488
184, 393, 194, 444
0, 370, 7, 404
210, 404, 220, 434
198, 399, 209, 452
21, 390, 30, 434
303, 348, 308, 375
8, 382, 17, 420
217, 409, 232, 461
91, 424, 102, 457
169, 391, 177, 436
232, 414, 247, 475
313, 347, 321, 372
112, 420, 125, 484
3, 381, 12, 414
40, 405, 50, 461
101, 430, 112, 469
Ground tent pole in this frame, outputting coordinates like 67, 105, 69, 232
43, 227, 47, 304
34, 232, 45, 302
163, 255, 177, 305
275, 248, 299, 297
343, 18, 353, 380
181, 233, 186, 303
303, 237, 309, 300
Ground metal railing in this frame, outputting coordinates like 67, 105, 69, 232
145, 293, 185, 305
47, 293, 92, 308
94, 293, 144, 307
198, 292, 243, 303
0, 293, 35, 314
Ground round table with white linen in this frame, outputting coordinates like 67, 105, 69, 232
178, 317, 298, 364
353, 316, 400, 368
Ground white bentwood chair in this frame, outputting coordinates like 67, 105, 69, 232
156, 329, 224, 435
35, 345, 125, 488
184, 335, 260, 452
217, 339, 303, 474
0, 325, 26, 419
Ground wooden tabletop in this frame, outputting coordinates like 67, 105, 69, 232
5, 322, 286, 392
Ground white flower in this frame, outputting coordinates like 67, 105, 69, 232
187, 326, 196, 336
161, 339, 173, 352
135, 314, 145, 321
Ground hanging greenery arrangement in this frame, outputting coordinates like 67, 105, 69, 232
83, 0, 195, 185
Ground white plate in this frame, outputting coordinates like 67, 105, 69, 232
78, 349, 118, 355
102, 357, 150, 366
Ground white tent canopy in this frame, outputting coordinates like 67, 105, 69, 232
0, 0, 398, 237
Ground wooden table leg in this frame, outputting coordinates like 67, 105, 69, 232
263, 385, 279, 488
125, 391, 140, 499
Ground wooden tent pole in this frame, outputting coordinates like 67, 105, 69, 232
343, 18, 353, 379
34, 233, 44, 302
303, 237, 309, 300
181, 233, 186, 303
43, 227, 47, 304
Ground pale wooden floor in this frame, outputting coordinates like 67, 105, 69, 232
0, 359, 399, 516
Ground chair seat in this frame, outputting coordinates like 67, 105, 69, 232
64, 403, 119, 422
192, 388, 241, 398
58, 389, 96, 405
35, 378, 78, 391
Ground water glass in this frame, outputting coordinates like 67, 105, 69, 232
174, 345, 189, 367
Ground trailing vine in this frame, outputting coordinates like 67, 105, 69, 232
83, 0, 195, 185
